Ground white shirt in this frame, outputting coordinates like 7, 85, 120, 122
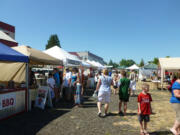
47, 78, 55, 90
99, 75, 112, 92
95, 76, 98, 83
47, 77, 55, 98
63, 72, 72, 87
129, 72, 136, 81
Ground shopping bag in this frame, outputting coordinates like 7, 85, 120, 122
92, 91, 98, 99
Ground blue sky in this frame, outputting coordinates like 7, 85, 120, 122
1, 0, 180, 64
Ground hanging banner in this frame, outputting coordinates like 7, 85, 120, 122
0, 93, 16, 110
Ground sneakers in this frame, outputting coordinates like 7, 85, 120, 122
118, 111, 124, 116
97, 112, 101, 117
102, 113, 109, 117
98, 112, 110, 117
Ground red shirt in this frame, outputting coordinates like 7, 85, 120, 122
138, 92, 152, 115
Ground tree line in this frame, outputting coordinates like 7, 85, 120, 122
108, 58, 159, 68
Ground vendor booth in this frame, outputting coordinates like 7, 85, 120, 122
159, 58, 180, 89
12, 45, 63, 110
0, 43, 29, 120
139, 63, 158, 81
126, 64, 139, 70
86, 59, 104, 69
44, 46, 81, 67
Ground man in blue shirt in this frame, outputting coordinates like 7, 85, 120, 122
53, 68, 60, 102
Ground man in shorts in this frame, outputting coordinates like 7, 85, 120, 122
118, 70, 130, 116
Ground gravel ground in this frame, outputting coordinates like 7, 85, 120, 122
0, 89, 174, 135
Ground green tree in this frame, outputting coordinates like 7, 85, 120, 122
45, 34, 61, 49
126, 59, 135, 67
108, 60, 119, 68
152, 57, 159, 65
139, 59, 145, 67
113, 62, 119, 68
166, 56, 170, 58
108, 59, 113, 66
104, 61, 108, 65
119, 59, 127, 66
120, 59, 135, 67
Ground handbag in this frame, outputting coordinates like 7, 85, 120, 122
92, 91, 98, 99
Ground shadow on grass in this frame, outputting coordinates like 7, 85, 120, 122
150, 130, 171, 135
125, 112, 137, 116
106, 112, 137, 117
83, 103, 97, 108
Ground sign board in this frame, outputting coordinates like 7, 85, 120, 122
35, 86, 52, 109
0, 93, 16, 110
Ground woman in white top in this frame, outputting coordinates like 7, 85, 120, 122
47, 73, 55, 100
96, 69, 113, 117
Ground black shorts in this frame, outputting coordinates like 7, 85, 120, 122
113, 86, 118, 89
119, 98, 129, 102
138, 115, 150, 122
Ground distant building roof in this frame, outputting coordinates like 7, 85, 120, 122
0, 21, 15, 33
0, 30, 17, 43
69, 52, 81, 59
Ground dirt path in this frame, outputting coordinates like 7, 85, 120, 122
0, 89, 175, 135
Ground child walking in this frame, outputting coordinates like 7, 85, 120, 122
138, 84, 152, 135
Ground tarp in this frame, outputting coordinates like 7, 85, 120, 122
86, 60, 98, 68
117, 66, 126, 69
139, 68, 154, 80
126, 64, 139, 70
86, 60, 104, 69
0, 62, 26, 83
159, 58, 180, 70
0, 30, 17, 43
44, 46, 81, 66
0, 43, 28, 62
143, 63, 158, 70
0, 43, 28, 83
13, 45, 62, 65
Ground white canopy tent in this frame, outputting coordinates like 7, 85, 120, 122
126, 64, 139, 70
81, 61, 91, 68
44, 46, 81, 67
159, 58, 180, 89
86, 60, 104, 69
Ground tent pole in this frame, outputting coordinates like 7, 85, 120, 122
26, 63, 30, 111
161, 68, 164, 90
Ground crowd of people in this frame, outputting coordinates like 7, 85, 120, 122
46, 67, 85, 107
94, 69, 152, 135
95, 69, 180, 135
30, 67, 180, 135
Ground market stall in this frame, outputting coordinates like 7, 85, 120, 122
126, 64, 139, 70
139, 63, 158, 81
44, 46, 81, 67
0, 43, 29, 120
159, 58, 180, 89
12, 45, 63, 110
